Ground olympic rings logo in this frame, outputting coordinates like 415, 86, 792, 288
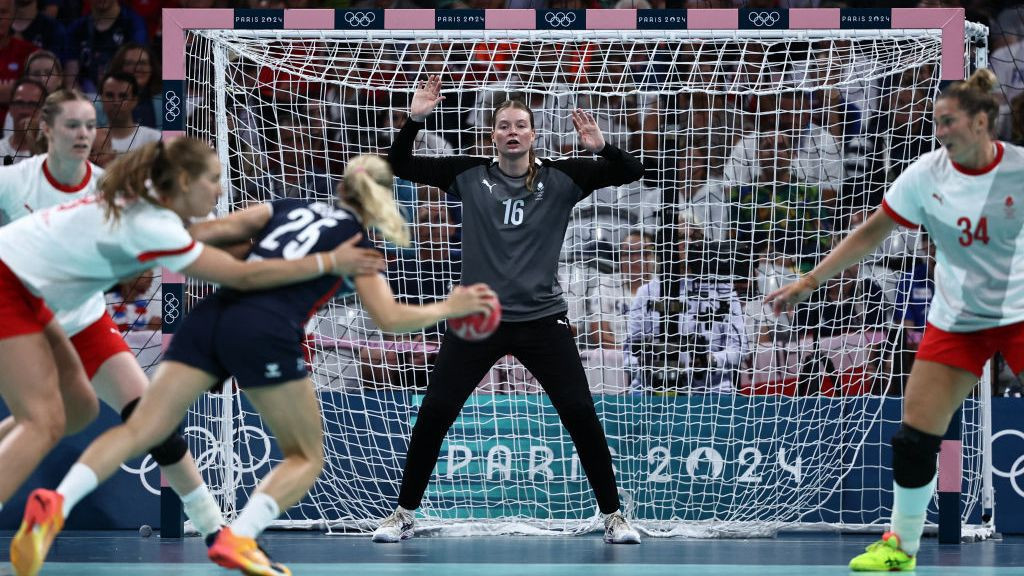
992, 429, 1024, 499
164, 91, 181, 123
121, 425, 273, 496
163, 292, 181, 324
748, 10, 780, 27
345, 11, 376, 27
545, 11, 577, 28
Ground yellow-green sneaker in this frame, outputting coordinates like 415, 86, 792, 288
849, 531, 916, 572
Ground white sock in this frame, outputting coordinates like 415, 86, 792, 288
890, 475, 936, 556
230, 492, 280, 539
57, 463, 99, 518
180, 484, 224, 537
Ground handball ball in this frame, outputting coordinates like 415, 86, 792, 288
448, 296, 501, 341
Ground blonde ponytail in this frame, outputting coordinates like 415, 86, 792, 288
344, 154, 411, 247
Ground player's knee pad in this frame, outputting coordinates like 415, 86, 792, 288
891, 423, 942, 488
149, 432, 189, 466
120, 397, 189, 466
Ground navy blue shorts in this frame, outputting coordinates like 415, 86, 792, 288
164, 294, 309, 389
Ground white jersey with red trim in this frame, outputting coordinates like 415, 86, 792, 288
0, 154, 110, 335
0, 154, 102, 225
0, 196, 203, 335
882, 141, 1024, 331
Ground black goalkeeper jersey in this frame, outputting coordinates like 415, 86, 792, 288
389, 119, 643, 321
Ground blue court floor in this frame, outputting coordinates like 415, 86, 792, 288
2, 531, 1022, 575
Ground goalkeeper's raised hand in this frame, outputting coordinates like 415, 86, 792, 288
409, 75, 444, 122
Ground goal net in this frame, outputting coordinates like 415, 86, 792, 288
176, 17, 992, 537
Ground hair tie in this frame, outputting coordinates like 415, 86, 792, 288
348, 166, 367, 175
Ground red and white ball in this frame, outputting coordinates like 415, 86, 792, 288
447, 296, 502, 341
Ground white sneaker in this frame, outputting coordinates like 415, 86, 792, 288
603, 511, 641, 544
371, 507, 415, 543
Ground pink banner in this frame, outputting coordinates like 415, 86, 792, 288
587, 9, 636, 30
486, 9, 535, 30
790, 8, 839, 29
688, 9, 738, 30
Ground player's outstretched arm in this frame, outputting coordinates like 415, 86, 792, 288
765, 209, 898, 314
355, 273, 495, 333
182, 235, 384, 290
188, 204, 272, 246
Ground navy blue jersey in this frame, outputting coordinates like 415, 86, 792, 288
217, 198, 373, 323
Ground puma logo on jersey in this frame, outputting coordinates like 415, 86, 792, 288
23, 202, 33, 213
264, 363, 282, 378
481, 179, 497, 195
931, 193, 944, 205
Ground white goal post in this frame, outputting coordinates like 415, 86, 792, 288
160, 7, 992, 538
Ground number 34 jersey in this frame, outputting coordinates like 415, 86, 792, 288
882, 141, 1024, 331
218, 198, 374, 323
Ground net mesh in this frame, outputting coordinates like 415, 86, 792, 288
176, 26, 991, 536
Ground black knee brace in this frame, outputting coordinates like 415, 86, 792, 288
121, 398, 190, 467
891, 423, 942, 489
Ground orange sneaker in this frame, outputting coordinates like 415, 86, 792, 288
207, 526, 291, 576
10, 489, 65, 576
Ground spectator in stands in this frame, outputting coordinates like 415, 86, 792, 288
0, 0, 40, 136
108, 42, 161, 129
11, 0, 66, 61
240, 110, 335, 206
680, 135, 730, 242
864, 81, 934, 209
991, 36, 1024, 140
4, 50, 59, 137
22, 50, 63, 95
889, 237, 935, 392
66, 0, 148, 94
804, 47, 872, 205
725, 92, 844, 202
1011, 93, 1024, 146
628, 210, 747, 394
728, 130, 833, 270
573, 230, 655, 394
0, 78, 46, 164
360, 203, 461, 390
98, 71, 161, 153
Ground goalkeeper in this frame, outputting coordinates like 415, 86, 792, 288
767, 69, 1023, 572
373, 75, 644, 545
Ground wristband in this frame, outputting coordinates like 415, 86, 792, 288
315, 253, 325, 275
